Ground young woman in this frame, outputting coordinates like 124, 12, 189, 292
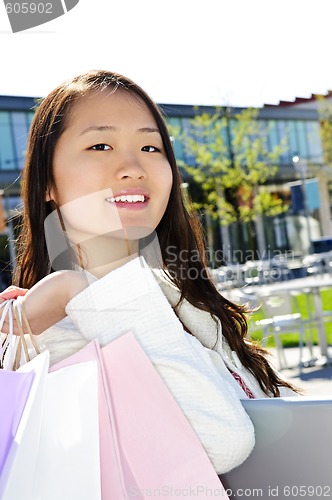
0, 70, 298, 475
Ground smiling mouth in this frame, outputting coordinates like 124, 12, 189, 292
106, 194, 148, 203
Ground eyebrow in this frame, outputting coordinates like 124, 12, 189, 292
80, 125, 160, 135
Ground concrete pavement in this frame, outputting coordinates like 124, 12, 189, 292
267, 345, 332, 396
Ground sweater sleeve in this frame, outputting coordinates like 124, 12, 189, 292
65, 257, 255, 474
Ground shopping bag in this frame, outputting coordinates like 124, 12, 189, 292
0, 299, 102, 500
52, 333, 229, 499
0, 369, 35, 473
101, 331, 228, 499
0, 352, 101, 500
0, 351, 50, 499
51, 340, 130, 500
32, 360, 101, 500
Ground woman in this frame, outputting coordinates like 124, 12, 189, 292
0, 70, 298, 475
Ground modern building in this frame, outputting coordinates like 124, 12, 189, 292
0, 92, 331, 279
0, 95, 36, 287
163, 96, 332, 260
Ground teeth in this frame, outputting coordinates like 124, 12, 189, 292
107, 194, 146, 203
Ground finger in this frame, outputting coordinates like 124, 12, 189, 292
0, 287, 29, 300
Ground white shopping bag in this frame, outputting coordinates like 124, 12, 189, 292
0, 351, 49, 499
0, 352, 101, 500
32, 361, 101, 500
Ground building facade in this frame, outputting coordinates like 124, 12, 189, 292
162, 98, 331, 260
0, 93, 331, 276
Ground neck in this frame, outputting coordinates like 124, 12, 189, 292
75, 235, 139, 278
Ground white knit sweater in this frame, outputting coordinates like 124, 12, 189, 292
13, 257, 295, 474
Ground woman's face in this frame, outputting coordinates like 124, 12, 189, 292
48, 90, 173, 243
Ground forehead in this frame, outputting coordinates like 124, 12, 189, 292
66, 89, 158, 131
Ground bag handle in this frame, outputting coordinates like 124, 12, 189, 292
1, 297, 40, 370
16, 296, 41, 357
0, 299, 14, 369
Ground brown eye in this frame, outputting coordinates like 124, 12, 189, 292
90, 144, 111, 151
141, 145, 160, 153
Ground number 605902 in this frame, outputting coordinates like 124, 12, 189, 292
5, 3, 53, 14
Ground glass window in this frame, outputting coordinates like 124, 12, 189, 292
166, 117, 185, 163
27, 111, 35, 127
305, 121, 323, 163
12, 112, 30, 170
276, 120, 290, 163
180, 118, 196, 165
267, 120, 279, 152
295, 121, 308, 158
287, 121, 298, 158
0, 112, 16, 170
4, 195, 22, 211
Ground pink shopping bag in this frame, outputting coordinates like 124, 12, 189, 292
52, 333, 229, 499
51, 340, 130, 500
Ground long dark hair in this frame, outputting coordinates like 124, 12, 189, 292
15, 69, 297, 396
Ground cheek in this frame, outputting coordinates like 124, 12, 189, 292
50, 172, 93, 206
160, 167, 173, 205
151, 168, 172, 228
58, 189, 124, 238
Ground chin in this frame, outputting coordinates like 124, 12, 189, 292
107, 226, 155, 240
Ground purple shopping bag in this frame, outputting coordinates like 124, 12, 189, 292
0, 370, 35, 473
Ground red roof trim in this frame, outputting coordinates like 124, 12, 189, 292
264, 90, 332, 108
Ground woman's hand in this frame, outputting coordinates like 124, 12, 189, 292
0, 286, 29, 303
0, 286, 29, 335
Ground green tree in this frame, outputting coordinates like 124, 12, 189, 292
169, 107, 288, 258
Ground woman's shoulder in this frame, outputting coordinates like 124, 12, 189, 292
151, 268, 181, 300
151, 268, 220, 350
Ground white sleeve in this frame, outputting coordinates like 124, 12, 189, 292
65, 257, 255, 474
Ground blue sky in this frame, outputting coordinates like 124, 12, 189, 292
0, 0, 331, 107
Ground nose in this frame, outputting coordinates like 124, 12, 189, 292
114, 151, 146, 180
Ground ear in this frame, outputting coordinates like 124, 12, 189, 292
45, 187, 54, 202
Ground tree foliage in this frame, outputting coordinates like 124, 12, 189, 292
169, 107, 288, 225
